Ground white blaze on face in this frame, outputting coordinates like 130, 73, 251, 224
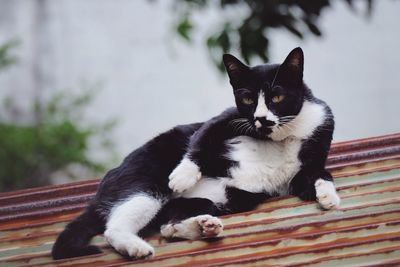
253, 91, 279, 127
254, 92, 268, 119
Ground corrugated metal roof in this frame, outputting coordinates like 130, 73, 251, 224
1, 133, 400, 267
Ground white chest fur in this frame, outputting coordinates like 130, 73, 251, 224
226, 136, 302, 194
181, 136, 303, 204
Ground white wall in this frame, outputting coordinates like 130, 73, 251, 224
0, 0, 399, 161
269, 1, 400, 144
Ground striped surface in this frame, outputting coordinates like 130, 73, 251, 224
1, 133, 400, 266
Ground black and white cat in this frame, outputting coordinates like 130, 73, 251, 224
52, 47, 340, 260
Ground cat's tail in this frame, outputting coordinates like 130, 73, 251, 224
52, 204, 105, 260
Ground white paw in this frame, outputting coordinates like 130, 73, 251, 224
104, 229, 154, 258
160, 215, 223, 240
168, 157, 201, 193
315, 179, 341, 210
196, 215, 224, 238
160, 223, 177, 238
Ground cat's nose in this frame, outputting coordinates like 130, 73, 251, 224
255, 117, 276, 128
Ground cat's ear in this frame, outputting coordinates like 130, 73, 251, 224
223, 54, 249, 85
278, 47, 304, 84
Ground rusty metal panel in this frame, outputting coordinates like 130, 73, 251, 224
1, 133, 400, 266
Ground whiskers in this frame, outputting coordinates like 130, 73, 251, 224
278, 122, 295, 132
229, 115, 299, 139
278, 115, 296, 125
272, 115, 297, 138
229, 118, 255, 136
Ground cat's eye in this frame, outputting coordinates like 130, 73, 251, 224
272, 95, 285, 103
242, 97, 254, 105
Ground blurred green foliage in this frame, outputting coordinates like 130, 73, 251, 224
171, 0, 374, 71
0, 40, 18, 70
0, 41, 116, 191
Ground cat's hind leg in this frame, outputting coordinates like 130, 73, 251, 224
161, 214, 223, 239
157, 197, 224, 240
104, 193, 162, 258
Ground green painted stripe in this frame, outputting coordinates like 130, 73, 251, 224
306, 249, 400, 267
227, 241, 400, 267
0, 221, 67, 239
335, 168, 400, 187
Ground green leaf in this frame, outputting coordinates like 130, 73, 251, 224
176, 16, 194, 42
0, 39, 19, 70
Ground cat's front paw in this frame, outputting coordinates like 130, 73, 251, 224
169, 157, 201, 193
315, 179, 341, 210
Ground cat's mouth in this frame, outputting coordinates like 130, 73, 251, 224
255, 126, 273, 137
254, 125, 275, 139
254, 118, 276, 137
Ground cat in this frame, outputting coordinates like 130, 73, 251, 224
52, 47, 340, 260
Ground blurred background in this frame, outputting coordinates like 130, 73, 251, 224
0, 0, 399, 191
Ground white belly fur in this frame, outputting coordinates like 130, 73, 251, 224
180, 178, 230, 204
181, 136, 302, 204
226, 136, 302, 194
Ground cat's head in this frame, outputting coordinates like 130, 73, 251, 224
223, 47, 305, 140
